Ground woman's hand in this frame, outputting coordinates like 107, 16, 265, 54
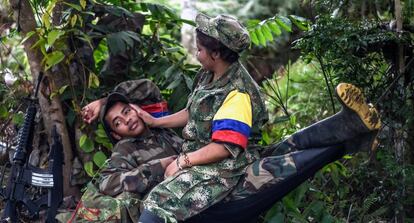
129, 103, 157, 127
82, 98, 105, 124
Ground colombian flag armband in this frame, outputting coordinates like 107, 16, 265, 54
211, 90, 252, 149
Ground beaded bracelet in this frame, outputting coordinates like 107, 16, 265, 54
183, 153, 192, 168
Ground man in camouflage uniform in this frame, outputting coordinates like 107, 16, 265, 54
70, 79, 183, 222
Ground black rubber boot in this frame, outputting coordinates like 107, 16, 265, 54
288, 83, 381, 150
139, 210, 165, 223
343, 130, 379, 154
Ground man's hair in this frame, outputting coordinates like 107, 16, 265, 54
196, 29, 239, 63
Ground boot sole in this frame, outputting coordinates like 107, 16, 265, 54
335, 83, 381, 131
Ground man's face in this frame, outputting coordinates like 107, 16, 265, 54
105, 102, 145, 140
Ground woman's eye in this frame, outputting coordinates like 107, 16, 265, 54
115, 120, 120, 128
125, 108, 130, 114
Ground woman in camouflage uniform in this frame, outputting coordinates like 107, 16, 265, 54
136, 13, 381, 223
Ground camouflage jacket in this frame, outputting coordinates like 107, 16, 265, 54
99, 79, 182, 197
99, 128, 181, 197
182, 60, 268, 177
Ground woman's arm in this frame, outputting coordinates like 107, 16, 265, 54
131, 105, 189, 128
164, 142, 231, 177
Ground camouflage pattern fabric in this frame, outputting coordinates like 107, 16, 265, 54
71, 182, 140, 222
143, 61, 268, 222
99, 128, 182, 197
67, 79, 182, 223
226, 141, 298, 201
196, 14, 250, 53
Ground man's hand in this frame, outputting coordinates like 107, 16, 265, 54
160, 156, 177, 169
164, 157, 181, 177
129, 103, 157, 127
82, 98, 105, 124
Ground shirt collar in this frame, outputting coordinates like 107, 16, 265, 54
201, 61, 241, 90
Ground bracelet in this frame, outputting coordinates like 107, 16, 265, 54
183, 153, 192, 168
176, 155, 184, 171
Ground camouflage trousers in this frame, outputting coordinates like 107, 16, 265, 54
142, 140, 301, 222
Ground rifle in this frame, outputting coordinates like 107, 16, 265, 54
0, 72, 63, 223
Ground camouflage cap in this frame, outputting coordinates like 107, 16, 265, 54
196, 13, 250, 53
99, 92, 131, 145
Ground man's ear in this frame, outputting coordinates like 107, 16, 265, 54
110, 132, 122, 140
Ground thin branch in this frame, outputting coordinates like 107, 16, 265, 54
316, 54, 336, 113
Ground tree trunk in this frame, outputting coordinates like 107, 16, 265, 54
394, 0, 405, 222
9, 0, 80, 197
180, 0, 198, 64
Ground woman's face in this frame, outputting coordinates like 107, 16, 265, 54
196, 39, 215, 71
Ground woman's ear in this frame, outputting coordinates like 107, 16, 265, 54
211, 51, 220, 60
110, 132, 122, 140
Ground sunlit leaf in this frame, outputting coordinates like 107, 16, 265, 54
88, 72, 100, 88
45, 51, 65, 70
80, 0, 86, 9
84, 161, 94, 177
93, 151, 107, 168
21, 31, 36, 44
249, 30, 259, 45
79, 134, 94, 153
64, 2, 82, 11
262, 23, 274, 42
276, 16, 292, 32
268, 21, 282, 36
255, 28, 266, 46
42, 13, 51, 30
58, 85, 68, 94
47, 29, 65, 46
288, 15, 309, 31
70, 15, 78, 27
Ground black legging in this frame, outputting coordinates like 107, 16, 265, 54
185, 145, 344, 223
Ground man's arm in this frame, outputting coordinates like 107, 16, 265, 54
99, 157, 174, 196
82, 79, 164, 123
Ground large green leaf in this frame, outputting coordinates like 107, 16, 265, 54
93, 151, 107, 168
84, 161, 95, 177
79, 135, 95, 153
45, 51, 65, 70
47, 29, 65, 46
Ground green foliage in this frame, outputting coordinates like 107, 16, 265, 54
247, 15, 309, 47
18, 0, 200, 176
261, 1, 414, 220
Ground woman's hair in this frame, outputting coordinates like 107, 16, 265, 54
196, 29, 239, 63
